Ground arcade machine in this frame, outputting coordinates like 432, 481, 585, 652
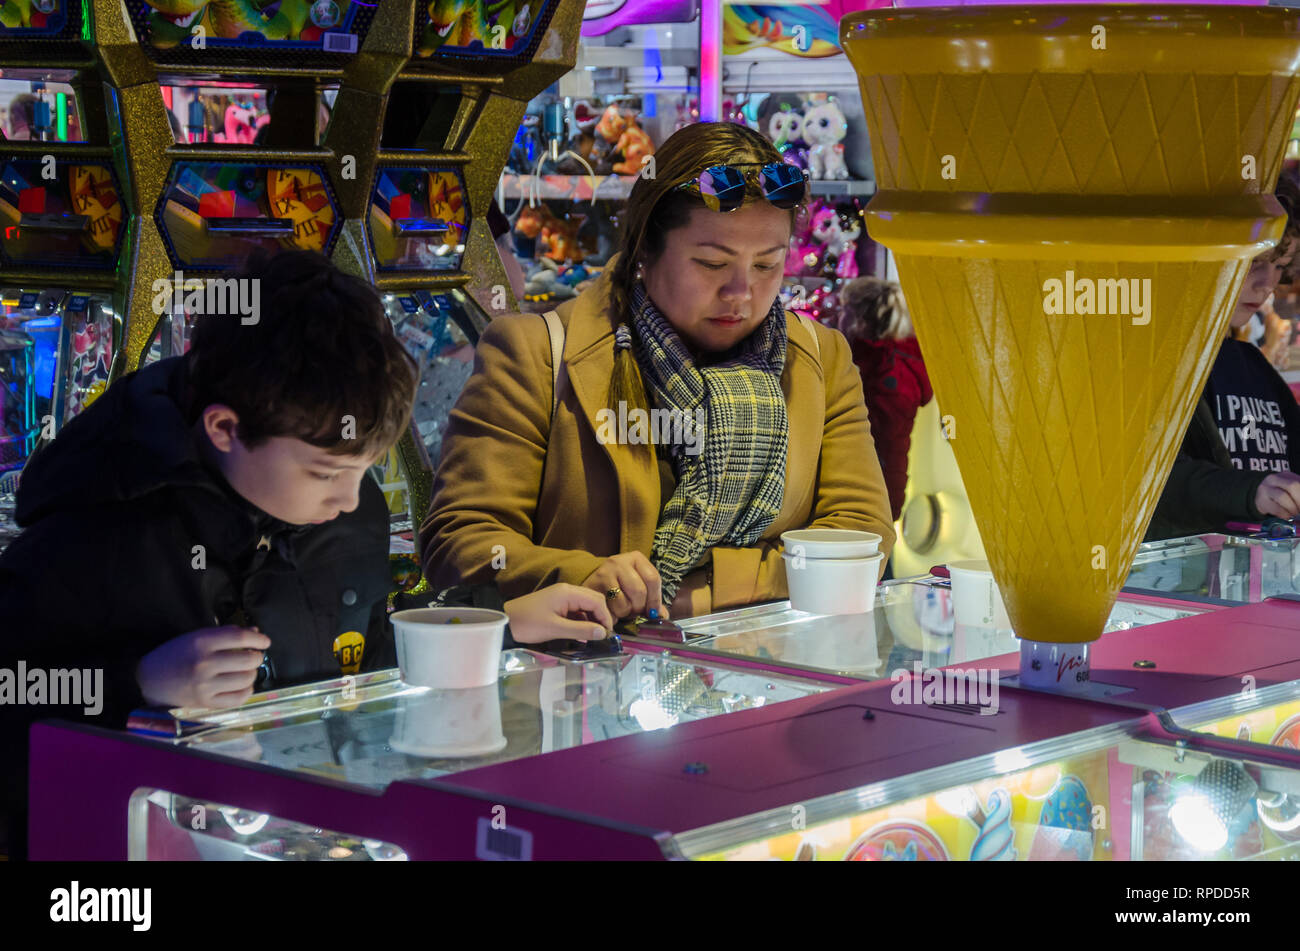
360, 0, 575, 550
0, 3, 125, 479
27, 3, 1300, 863
73, 0, 581, 555
104, 0, 376, 370
23, 597, 1300, 860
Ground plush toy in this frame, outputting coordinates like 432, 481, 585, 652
512, 201, 562, 260
514, 202, 563, 241
555, 100, 602, 175
766, 105, 809, 171
541, 213, 586, 264
803, 99, 850, 181
592, 104, 629, 174
808, 204, 861, 280
523, 259, 579, 302
611, 113, 654, 176
222, 102, 268, 145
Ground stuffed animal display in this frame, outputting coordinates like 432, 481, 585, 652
752, 94, 853, 181
787, 199, 864, 281
802, 99, 850, 181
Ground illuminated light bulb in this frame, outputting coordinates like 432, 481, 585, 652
1171, 758, 1258, 852
1170, 794, 1228, 852
629, 698, 676, 731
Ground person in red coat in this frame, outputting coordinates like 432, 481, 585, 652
836, 277, 933, 522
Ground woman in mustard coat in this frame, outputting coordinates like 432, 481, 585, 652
421, 122, 894, 620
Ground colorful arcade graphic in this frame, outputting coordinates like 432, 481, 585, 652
0, 0, 67, 34
156, 161, 339, 269
0, 160, 124, 268
127, 0, 373, 53
724, 2, 890, 58
700, 755, 1110, 861
416, 0, 556, 60
369, 167, 468, 272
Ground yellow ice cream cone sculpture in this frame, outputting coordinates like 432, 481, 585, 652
843, 6, 1300, 644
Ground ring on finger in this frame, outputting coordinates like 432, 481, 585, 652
605, 586, 622, 601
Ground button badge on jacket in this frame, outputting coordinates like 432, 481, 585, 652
334, 630, 365, 675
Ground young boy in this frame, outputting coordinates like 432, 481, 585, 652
0, 250, 612, 858
1146, 177, 1300, 540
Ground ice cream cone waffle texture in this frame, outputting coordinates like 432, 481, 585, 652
843, 6, 1300, 642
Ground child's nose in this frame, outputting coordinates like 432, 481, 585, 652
325, 484, 362, 514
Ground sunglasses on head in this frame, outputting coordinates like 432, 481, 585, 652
673, 162, 810, 213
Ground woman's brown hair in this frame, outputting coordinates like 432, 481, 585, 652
607, 122, 799, 421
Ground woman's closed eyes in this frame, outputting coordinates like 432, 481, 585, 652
694, 260, 778, 271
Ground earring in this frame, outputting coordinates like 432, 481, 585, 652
635, 262, 645, 281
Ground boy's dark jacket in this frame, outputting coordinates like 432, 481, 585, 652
0, 355, 396, 855
1146, 341, 1300, 541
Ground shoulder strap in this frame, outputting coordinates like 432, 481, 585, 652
542, 309, 564, 422
800, 313, 821, 366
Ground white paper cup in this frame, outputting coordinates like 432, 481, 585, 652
389, 683, 507, 758
391, 607, 507, 689
783, 551, 883, 615
948, 560, 1012, 631
781, 528, 882, 559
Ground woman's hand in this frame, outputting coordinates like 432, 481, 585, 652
581, 552, 666, 620
136, 626, 271, 710
504, 584, 616, 644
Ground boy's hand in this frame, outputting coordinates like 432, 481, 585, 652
1255, 472, 1300, 520
136, 626, 271, 710
504, 584, 616, 644
581, 552, 664, 620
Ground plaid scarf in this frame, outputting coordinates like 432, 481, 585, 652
629, 281, 788, 602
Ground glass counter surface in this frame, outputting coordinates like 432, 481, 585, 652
165, 647, 831, 792
1125, 532, 1300, 605
662, 582, 1204, 679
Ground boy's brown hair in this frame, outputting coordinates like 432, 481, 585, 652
187, 249, 418, 458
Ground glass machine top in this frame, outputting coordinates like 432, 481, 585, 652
669, 580, 1204, 680
165, 648, 830, 790
1125, 532, 1300, 606
134, 647, 829, 860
